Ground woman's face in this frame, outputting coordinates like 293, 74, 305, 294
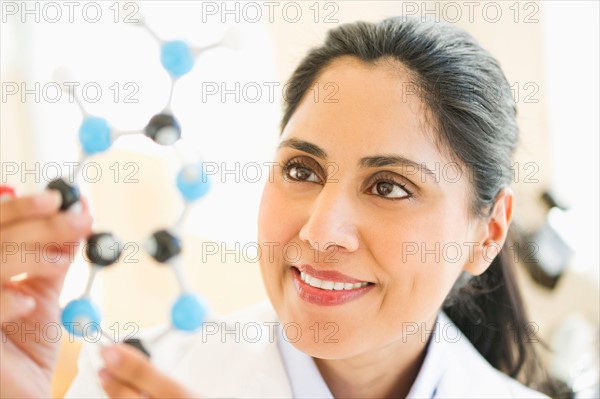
257, 56, 487, 359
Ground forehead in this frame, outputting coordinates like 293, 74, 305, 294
281, 56, 448, 168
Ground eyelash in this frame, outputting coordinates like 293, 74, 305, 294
281, 159, 414, 200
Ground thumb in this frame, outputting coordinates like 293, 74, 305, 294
0, 288, 36, 323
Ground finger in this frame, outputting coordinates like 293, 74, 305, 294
79, 196, 90, 214
1, 210, 93, 251
99, 368, 145, 399
101, 345, 196, 398
0, 191, 62, 226
0, 287, 36, 323
0, 211, 89, 283
0, 254, 70, 284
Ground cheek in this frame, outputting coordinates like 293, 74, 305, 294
369, 208, 467, 320
258, 183, 300, 244
257, 183, 305, 303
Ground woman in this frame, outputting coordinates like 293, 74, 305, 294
1, 17, 554, 398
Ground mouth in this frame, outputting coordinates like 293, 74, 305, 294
290, 265, 374, 306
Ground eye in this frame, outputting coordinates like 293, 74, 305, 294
282, 159, 322, 183
367, 176, 413, 200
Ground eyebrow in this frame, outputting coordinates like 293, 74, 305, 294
278, 138, 327, 159
358, 155, 437, 178
278, 138, 437, 179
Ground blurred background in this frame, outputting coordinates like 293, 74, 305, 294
1, 1, 598, 397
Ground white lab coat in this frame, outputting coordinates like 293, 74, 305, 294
65, 301, 549, 398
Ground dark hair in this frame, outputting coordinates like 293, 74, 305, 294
280, 17, 559, 396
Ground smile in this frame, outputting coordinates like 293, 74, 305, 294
291, 265, 374, 306
300, 272, 370, 290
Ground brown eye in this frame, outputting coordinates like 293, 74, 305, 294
290, 166, 314, 181
283, 161, 321, 183
376, 182, 394, 196
368, 180, 411, 199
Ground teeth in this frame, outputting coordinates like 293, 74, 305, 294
309, 278, 322, 288
300, 271, 369, 291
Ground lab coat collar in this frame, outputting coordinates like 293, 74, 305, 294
66, 301, 548, 398
275, 308, 446, 399
269, 305, 546, 398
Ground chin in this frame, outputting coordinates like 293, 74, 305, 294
277, 304, 373, 359
290, 329, 363, 359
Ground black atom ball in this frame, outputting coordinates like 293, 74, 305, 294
144, 113, 181, 145
146, 230, 181, 263
86, 233, 122, 267
47, 178, 80, 211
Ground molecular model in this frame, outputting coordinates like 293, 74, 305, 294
48, 13, 239, 354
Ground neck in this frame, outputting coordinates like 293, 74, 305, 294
313, 315, 437, 398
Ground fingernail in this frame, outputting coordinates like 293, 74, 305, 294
12, 291, 36, 310
38, 190, 62, 209
98, 368, 111, 384
101, 346, 120, 367
66, 212, 90, 229
51, 254, 70, 268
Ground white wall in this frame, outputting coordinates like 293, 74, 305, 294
540, 1, 600, 281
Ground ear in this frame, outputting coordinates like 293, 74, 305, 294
464, 187, 514, 276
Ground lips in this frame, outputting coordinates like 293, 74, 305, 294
295, 264, 372, 284
290, 265, 374, 306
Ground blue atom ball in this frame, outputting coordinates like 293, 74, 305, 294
161, 40, 194, 78
79, 116, 111, 155
171, 294, 207, 331
61, 298, 101, 338
177, 164, 211, 202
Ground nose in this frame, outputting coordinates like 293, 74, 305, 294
298, 184, 360, 253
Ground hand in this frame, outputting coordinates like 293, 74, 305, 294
99, 344, 201, 398
0, 191, 93, 398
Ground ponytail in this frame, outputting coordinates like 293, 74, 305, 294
443, 233, 567, 397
